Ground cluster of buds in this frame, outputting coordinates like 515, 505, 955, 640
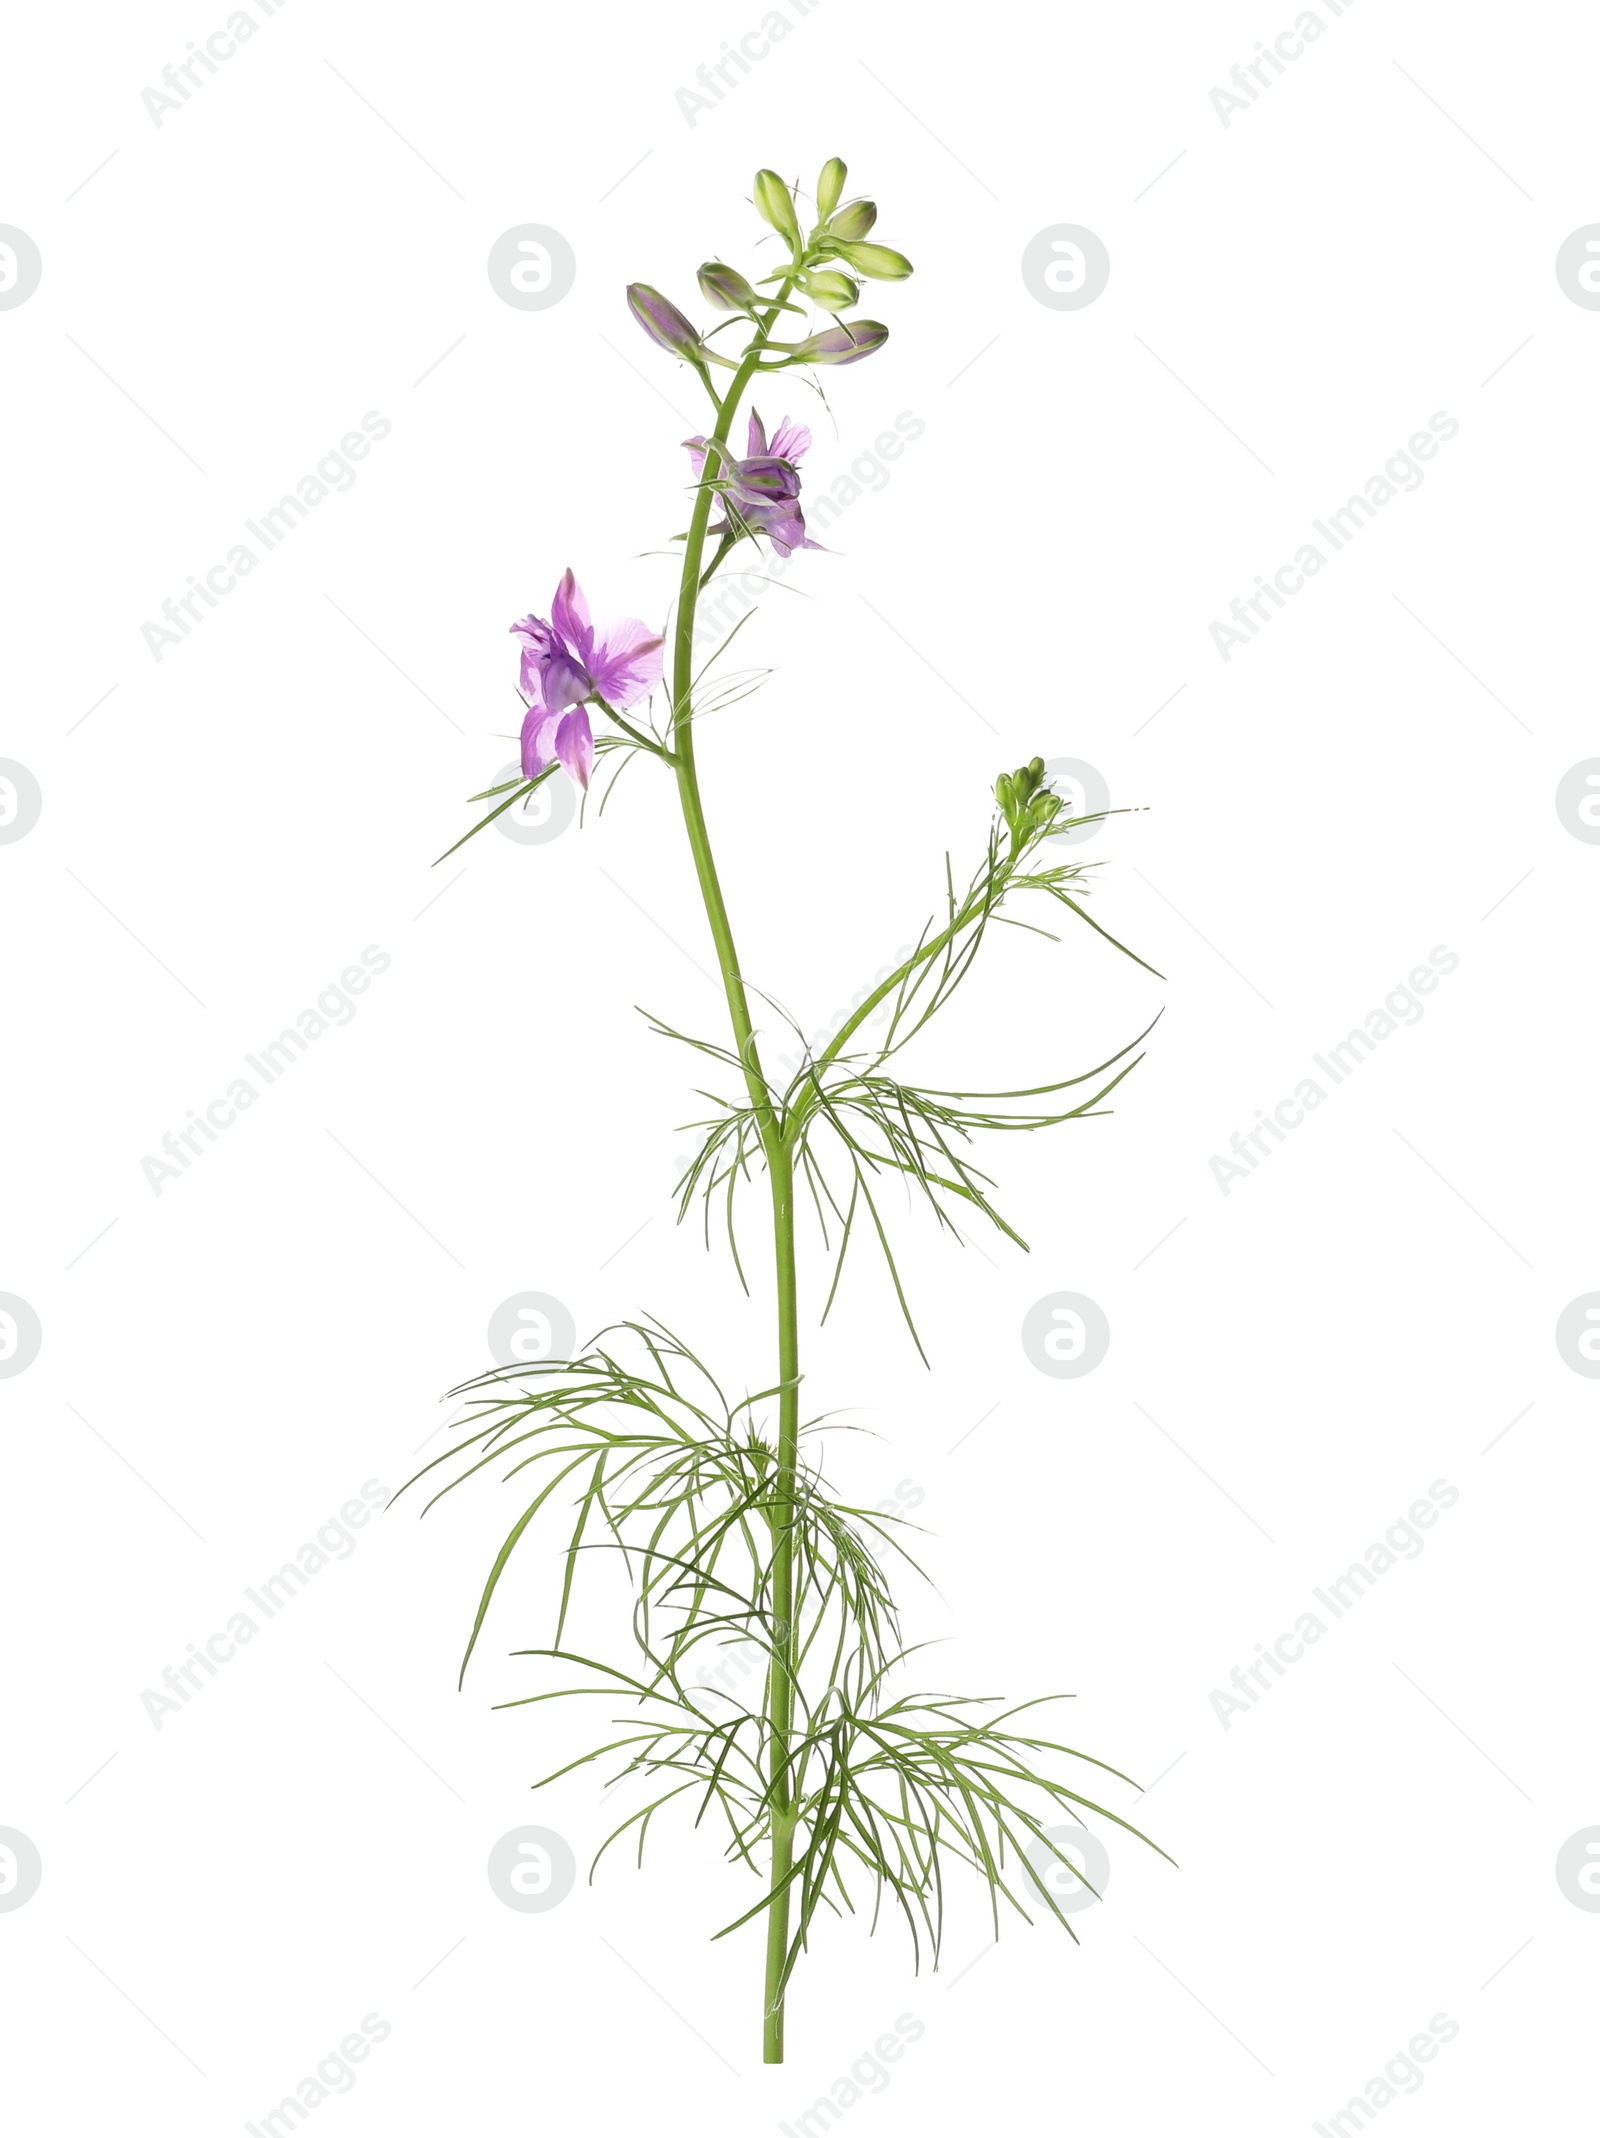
995, 758, 1064, 845
625, 159, 911, 373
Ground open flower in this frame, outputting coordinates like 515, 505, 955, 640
510, 571, 663, 789
684, 410, 821, 559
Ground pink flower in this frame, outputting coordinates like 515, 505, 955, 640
683, 411, 821, 559
510, 571, 664, 789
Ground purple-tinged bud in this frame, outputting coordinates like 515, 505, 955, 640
789, 319, 889, 366
753, 169, 801, 246
626, 283, 704, 359
830, 240, 913, 282
800, 268, 859, 313
697, 261, 761, 313
816, 157, 847, 221
825, 198, 878, 241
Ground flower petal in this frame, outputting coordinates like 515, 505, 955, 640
550, 569, 593, 662
554, 709, 595, 789
746, 410, 769, 458
520, 702, 562, 779
588, 619, 665, 710
767, 416, 811, 463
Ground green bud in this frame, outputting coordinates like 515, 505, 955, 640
996, 773, 1016, 813
831, 240, 913, 281
826, 198, 878, 241
697, 260, 760, 312
800, 268, 859, 313
754, 168, 801, 246
1028, 756, 1045, 783
816, 156, 847, 221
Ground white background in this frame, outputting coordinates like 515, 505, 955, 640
3, 1, 1597, 2131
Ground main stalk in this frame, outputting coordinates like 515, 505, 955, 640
666, 317, 800, 2064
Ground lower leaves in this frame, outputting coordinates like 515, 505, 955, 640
400, 1320, 1168, 2007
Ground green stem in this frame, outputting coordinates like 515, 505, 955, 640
664, 286, 800, 2064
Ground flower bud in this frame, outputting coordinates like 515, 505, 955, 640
800, 269, 859, 313
789, 320, 888, 366
996, 773, 1016, 813
826, 198, 878, 241
754, 168, 801, 245
816, 157, 847, 220
830, 240, 913, 282
626, 283, 703, 359
1027, 756, 1045, 783
697, 261, 760, 313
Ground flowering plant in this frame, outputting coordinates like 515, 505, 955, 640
406, 162, 1164, 2064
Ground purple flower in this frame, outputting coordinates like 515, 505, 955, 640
684, 410, 821, 559
510, 571, 664, 790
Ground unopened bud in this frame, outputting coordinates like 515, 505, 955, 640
754, 168, 801, 246
697, 261, 760, 313
800, 269, 859, 313
996, 773, 1017, 813
626, 283, 703, 359
816, 157, 847, 221
789, 319, 888, 366
826, 198, 878, 241
830, 240, 913, 282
